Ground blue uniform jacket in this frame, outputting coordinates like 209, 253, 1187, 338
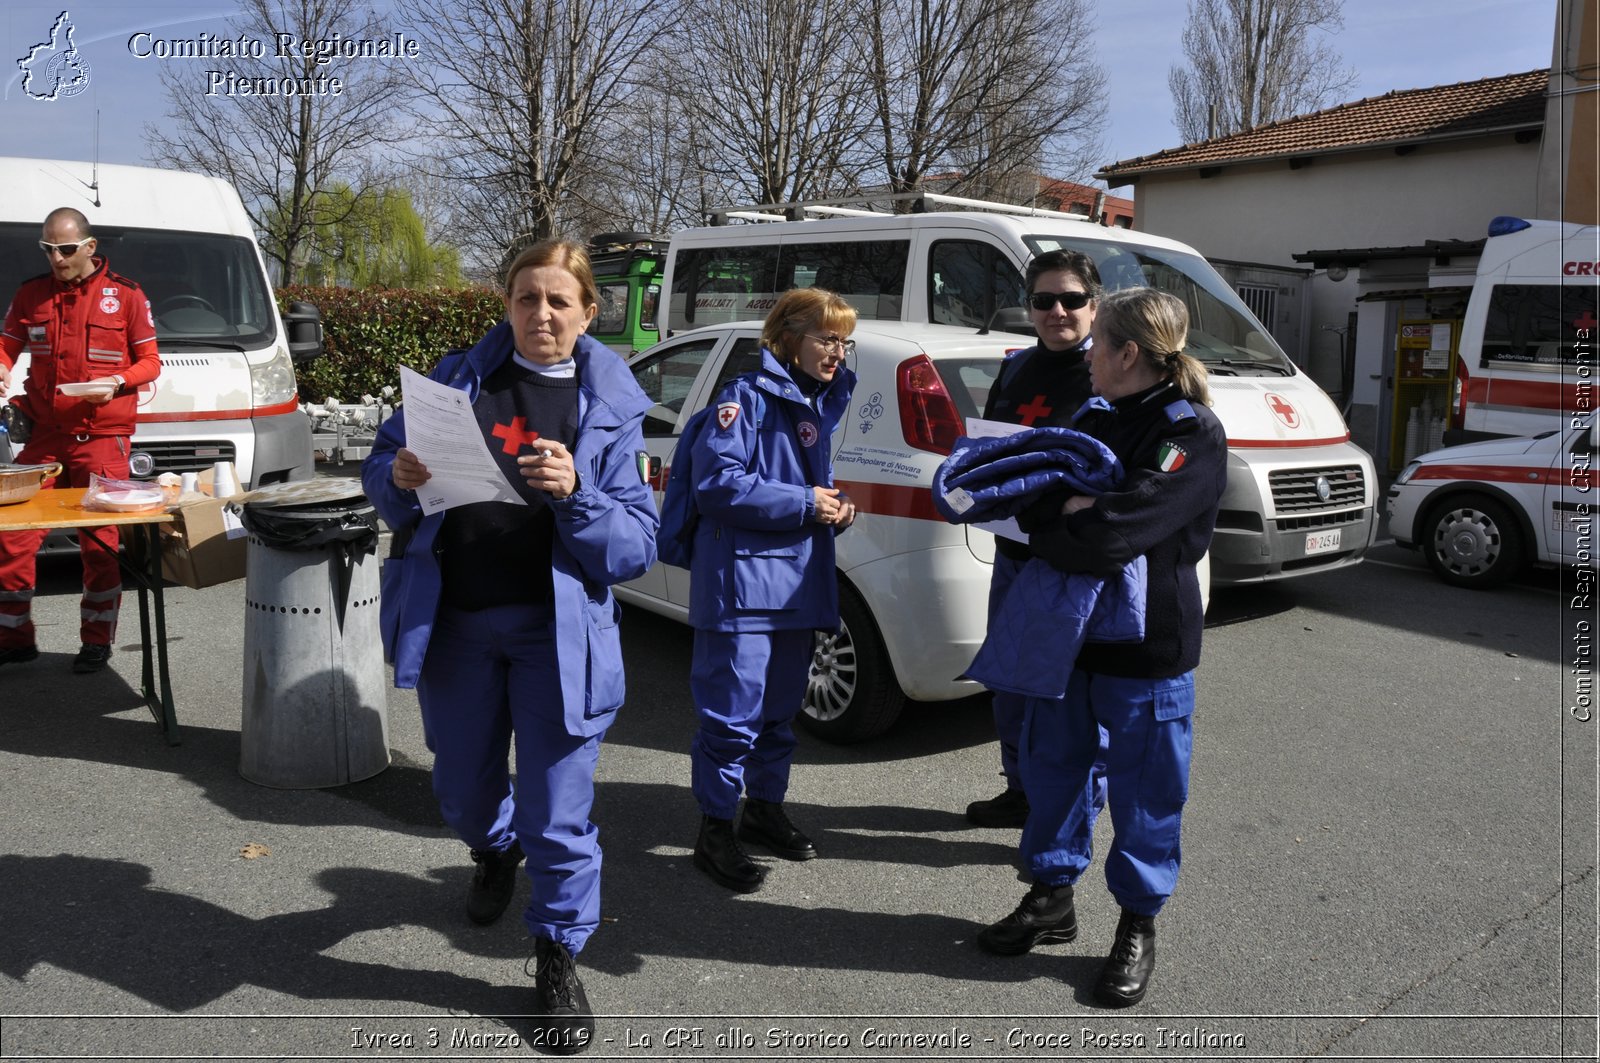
688, 349, 855, 632
362, 325, 659, 737
933, 426, 1145, 699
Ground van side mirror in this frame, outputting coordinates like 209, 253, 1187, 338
981, 306, 1035, 338
285, 300, 325, 365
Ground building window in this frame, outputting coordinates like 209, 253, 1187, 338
1238, 283, 1277, 329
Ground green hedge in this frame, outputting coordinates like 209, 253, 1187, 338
277, 285, 503, 404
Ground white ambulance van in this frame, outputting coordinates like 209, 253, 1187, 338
659, 196, 1378, 584
1447, 215, 1600, 444
0, 157, 323, 487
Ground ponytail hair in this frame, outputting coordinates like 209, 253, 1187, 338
1094, 288, 1211, 407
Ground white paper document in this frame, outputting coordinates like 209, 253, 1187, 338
399, 366, 527, 515
961, 417, 1028, 544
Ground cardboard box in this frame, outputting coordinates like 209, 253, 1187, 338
160, 496, 249, 589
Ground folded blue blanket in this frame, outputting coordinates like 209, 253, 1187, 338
933, 426, 1145, 699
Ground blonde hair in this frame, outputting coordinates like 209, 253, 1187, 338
761, 288, 857, 365
1095, 288, 1211, 406
503, 238, 599, 309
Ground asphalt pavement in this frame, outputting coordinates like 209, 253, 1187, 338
0, 496, 1594, 1062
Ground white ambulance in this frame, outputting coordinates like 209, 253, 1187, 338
0, 157, 323, 488
658, 196, 1378, 585
1447, 215, 1600, 444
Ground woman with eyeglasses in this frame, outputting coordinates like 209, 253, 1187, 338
963, 249, 1110, 831
363, 238, 658, 1054
684, 287, 858, 893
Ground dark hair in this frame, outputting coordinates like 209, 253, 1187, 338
1025, 249, 1101, 300
1095, 288, 1211, 405
503, 238, 598, 309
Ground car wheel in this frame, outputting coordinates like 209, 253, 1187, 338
1423, 494, 1525, 588
798, 581, 906, 744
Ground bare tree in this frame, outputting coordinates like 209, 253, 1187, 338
665, 0, 873, 211
1168, 0, 1358, 143
859, 0, 1108, 207
578, 95, 708, 236
400, 0, 661, 272
146, 0, 415, 283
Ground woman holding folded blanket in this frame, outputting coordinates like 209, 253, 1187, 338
975, 287, 1226, 1010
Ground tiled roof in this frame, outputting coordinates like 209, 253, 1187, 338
1098, 69, 1548, 181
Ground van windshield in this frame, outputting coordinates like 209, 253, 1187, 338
0, 223, 276, 349
1025, 236, 1294, 375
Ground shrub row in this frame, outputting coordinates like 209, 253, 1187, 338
278, 285, 503, 404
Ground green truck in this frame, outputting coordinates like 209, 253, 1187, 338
586, 232, 666, 357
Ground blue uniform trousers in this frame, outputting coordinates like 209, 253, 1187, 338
988, 553, 1109, 810
417, 603, 603, 954
1019, 670, 1194, 916
690, 628, 813, 820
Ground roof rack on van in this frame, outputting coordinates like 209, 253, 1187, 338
705, 191, 1088, 225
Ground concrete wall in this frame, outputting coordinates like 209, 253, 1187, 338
1129, 138, 1542, 266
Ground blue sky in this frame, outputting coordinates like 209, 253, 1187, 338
0, 0, 1559, 185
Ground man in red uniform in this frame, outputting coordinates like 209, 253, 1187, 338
0, 207, 160, 673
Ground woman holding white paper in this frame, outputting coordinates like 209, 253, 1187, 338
363, 237, 657, 1055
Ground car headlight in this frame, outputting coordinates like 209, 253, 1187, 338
1394, 461, 1421, 486
250, 345, 299, 407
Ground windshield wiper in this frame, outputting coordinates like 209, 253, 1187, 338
157, 337, 247, 352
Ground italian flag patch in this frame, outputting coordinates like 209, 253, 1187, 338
1156, 442, 1188, 472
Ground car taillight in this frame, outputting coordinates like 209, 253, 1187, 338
897, 354, 963, 455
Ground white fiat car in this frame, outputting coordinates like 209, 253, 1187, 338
617, 320, 1022, 742
1386, 418, 1596, 588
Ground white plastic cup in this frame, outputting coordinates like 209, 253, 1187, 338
181, 472, 199, 495
212, 461, 237, 499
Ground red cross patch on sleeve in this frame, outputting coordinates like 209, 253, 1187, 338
716, 402, 741, 430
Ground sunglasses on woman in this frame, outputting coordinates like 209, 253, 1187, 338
1028, 290, 1092, 312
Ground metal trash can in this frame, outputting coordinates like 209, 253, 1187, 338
238, 478, 389, 788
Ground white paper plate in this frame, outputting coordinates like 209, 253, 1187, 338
97, 488, 164, 512
58, 381, 117, 397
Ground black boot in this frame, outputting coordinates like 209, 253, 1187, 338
965, 786, 1029, 827
693, 815, 766, 893
977, 881, 1077, 955
1095, 908, 1157, 1007
529, 937, 594, 1054
738, 798, 818, 860
465, 841, 524, 925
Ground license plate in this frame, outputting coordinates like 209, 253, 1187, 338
1305, 529, 1342, 555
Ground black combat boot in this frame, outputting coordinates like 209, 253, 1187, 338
465, 841, 524, 925
977, 881, 1078, 955
529, 937, 594, 1054
965, 786, 1029, 827
693, 815, 766, 893
738, 798, 818, 860
1094, 908, 1157, 1007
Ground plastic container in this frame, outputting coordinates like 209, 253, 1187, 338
237, 478, 389, 788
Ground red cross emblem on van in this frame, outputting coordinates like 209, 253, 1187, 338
1265, 393, 1300, 429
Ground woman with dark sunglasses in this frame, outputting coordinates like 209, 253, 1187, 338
963, 249, 1110, 832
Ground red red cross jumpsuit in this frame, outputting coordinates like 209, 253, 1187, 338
0, 258, 160, 652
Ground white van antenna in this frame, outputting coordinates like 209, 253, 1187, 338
90, 109, 101, 206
